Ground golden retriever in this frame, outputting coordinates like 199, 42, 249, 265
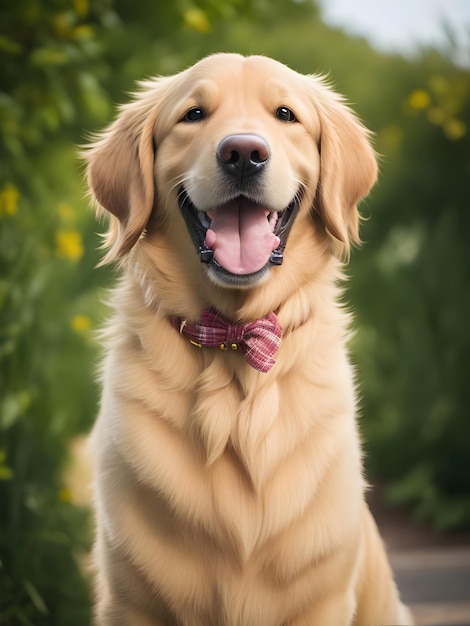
85, 53, 413, 626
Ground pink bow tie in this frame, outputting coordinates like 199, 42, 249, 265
170, 309, 282, 373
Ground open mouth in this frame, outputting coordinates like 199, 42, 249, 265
178, 189, 301, 285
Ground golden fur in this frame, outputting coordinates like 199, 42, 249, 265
85, 53, 413, 625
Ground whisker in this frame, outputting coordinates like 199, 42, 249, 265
164, 174, 191, 207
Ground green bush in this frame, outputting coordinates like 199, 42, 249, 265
0, 145, 101, 623
351, 60, 470, 530
1, 2, 118, 622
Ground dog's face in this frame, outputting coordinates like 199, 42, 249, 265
154, 55, 321, 288
86, 53, 377, 292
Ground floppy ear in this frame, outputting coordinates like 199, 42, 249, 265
84, 77, 173, 263
310, 79, 378, 256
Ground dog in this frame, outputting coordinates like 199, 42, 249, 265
85, 53, 413, 626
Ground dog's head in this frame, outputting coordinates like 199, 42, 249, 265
85, 53, 377, 291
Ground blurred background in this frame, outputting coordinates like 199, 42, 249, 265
0, 0, 469, 623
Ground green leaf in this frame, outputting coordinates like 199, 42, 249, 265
23, 579, 49, 616
0, 280, 8, 308
30, 47, 68, 67
78, 72, 111, 120
0, 35, 23, 55
1, 392, 32, 429
0, 465, 13, 480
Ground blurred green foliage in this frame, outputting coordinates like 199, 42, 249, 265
1, 1, 115, 622
353, 63, 470, 530
1, 0, 469, 622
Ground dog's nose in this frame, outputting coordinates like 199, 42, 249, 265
217, 134, 270, 179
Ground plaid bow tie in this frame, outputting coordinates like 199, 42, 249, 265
170, 309, 282, 373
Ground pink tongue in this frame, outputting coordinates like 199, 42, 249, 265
205, 199, 280, 275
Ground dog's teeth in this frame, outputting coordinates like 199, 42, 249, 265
268, 212, 279, 230
199, 212, 211, 229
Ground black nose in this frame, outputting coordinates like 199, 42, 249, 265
216, 134, 270, 180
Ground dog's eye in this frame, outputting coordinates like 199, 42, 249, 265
276, 106, 297, 122
182, 108, 205, 123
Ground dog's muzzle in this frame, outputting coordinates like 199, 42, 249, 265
178, 134, 301, 285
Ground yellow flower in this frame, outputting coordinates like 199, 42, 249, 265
444, 119, 466, 141
0, 184, 19, 215
74, 0, 89, 18
59, 487, 73, 502
55, 230, 84, 261
73, 25, 94, 39
71, 315, 91, 333
184, 7, 211, 33
52, 12, 74, 39
408, 90, 431, 110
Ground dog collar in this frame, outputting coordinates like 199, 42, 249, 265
170, 308, 282, 373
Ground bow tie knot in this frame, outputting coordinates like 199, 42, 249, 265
171, 309, 282, 373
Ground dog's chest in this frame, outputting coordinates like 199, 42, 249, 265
100, 317, 360, 622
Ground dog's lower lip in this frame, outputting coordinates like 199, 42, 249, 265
208, 259, 271, 287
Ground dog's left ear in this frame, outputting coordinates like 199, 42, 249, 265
308, 78, 378, 256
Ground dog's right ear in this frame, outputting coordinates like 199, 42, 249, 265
84, 77, 173, 263
303, 74, 377, 259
